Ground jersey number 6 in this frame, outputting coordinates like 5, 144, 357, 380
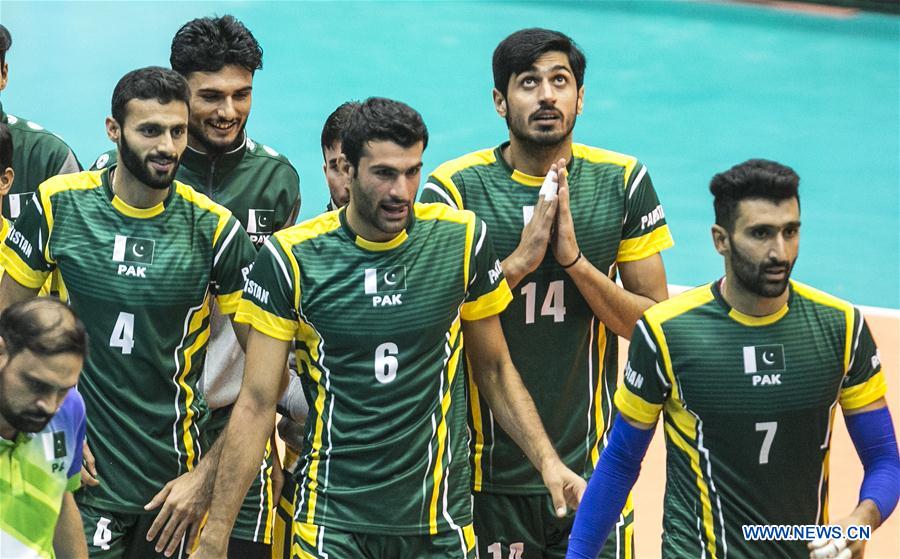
374, 342, 399, 384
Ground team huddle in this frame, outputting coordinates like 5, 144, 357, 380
0, 14, 896, 559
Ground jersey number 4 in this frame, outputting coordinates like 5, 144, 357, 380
521, 280, 566, 324
110, 312, 135, 354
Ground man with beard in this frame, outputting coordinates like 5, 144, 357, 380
92, 17, 300, 557
421, 28, 672, 558
0, 66, 256, 559
0, 24, 81, 222
0, 298, 88, 558
320, 101, 359, 212
191, 97, 585, 559
568, 159, 899, 559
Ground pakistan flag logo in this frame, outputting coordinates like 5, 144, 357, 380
743, 345, 785, 374
364, 266, 407, 294
112, 235, 155, 265
247, 209, 274, 234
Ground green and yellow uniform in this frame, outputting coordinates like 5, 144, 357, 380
1, 101, 81, 220
0, 167, 256, 558
0, 390, 86, 559
616, 280, 886, 558
236, 204, 512, 558
93, 134, 300, 545
423, 143, 673, 558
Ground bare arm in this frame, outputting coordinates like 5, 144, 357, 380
0, 273, 41, 311
564, 253, 668, 339
194, 328, 290, 557
229, 317, 250, 352
54, 492, 88, 559
551, 171, 668, 339
463, 314, 585, 515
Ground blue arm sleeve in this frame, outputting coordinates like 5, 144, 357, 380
566, 415, 655, 559
845, 406, 900, 522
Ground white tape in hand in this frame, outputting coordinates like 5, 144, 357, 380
809, 537, 848, 559
539, 169, 559, 201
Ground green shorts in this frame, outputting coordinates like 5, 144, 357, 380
79, 502, 189, 559
472, 492, 634, 559
207, 405, 277, 545
290, 520, 476, 559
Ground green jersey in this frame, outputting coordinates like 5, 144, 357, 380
0, 390, 85, 559
92, 134, 301, 409
235, 204, 512, 536
92, 133, 300, 250
1, 101, 81, 220
616, 280, 886, 559
0, 167, 256, 513
423, 143, 673, 493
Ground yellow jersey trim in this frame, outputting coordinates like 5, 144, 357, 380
614, 387, 662, 425
617, 225, 675, 262
177, 299, 210, 471
0, 249, 48, 289
572, 143, 639, 187
840, 371, 888, 410
235, 300, 297, 342
429, 148, 496, 209
39, 171, 104, 255
791, 280, 855, 373
173, 183, 232, 246
355, 230, 408, 251
590, 324, 609, 466
216, 290, 244, 315
727, 304, 789, 327
510, 169, 544, 187
111, 196, 165, 219
644, 284, 716, 327
461, 280, 513, 321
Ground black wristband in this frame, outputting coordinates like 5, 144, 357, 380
561, 250, 582, 269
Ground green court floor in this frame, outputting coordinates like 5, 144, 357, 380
1, 1, 897, 306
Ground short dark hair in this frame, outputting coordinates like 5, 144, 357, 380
341, 97, 428, 169
0, 298, 87, 359
710, 159, 800, 231
0, 123, 12, 170
111, 66, 190, 125
321, 101, 361, 156
0, 24, 10, 66
170, 15, 263, 76
493, 28, 586, 98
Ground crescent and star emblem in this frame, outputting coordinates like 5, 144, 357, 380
762, 351, 776, 366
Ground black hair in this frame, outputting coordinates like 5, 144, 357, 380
170, 15, 263, 76
341, 97, 428, 169
710, 159, 800, 231
321, 101, 361, 155
492, 28, 586, 98
0, 24, 10, 66
0, 123, 12, 170
0, 298, 87, 359
111, 66, 190, 125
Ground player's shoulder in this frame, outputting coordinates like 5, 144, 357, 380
644, 283, 717, 327
39, 170, 104, 199
50, 389, 86, 432
789, 280, 856, 316
430, 147, 498, 182
572, 143, 639, 168
244, 137, 298, 174
4, 113, 75, 151
414, 202, 476, 227
273, 210, 343, 250
172, 181, 233, 221
91, 149, 117, 171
